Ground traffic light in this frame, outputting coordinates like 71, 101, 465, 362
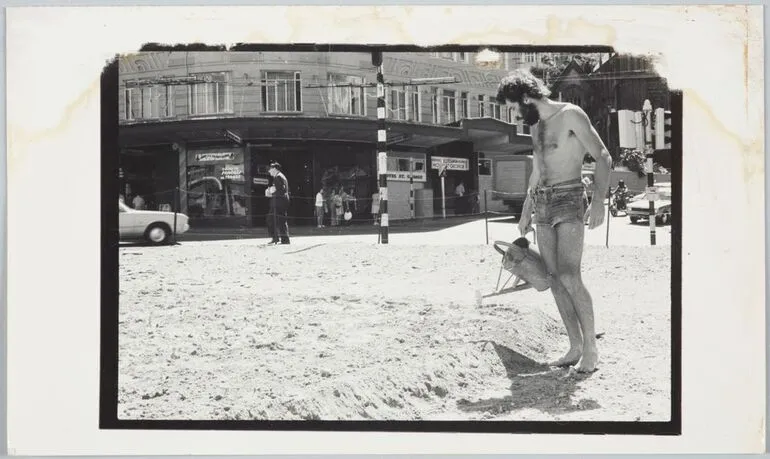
616, 109, 637, 149
654, 108, 672, 150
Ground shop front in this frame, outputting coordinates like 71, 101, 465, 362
184, 147, 248, 227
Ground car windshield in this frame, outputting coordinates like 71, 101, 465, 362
119, 201, 131, 212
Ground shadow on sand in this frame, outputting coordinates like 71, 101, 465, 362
457, 341, 600, 416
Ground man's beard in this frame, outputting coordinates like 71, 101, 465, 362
521, 103, 540, 126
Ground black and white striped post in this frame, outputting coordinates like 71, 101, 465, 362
643, 99, 656, 246
373, 51, 389, 244
409, 158, 415, 219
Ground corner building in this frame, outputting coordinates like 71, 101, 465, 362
118, 51, 534, 228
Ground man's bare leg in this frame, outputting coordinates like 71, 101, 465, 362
536, 224, 584, 367
555, 222, 598, 373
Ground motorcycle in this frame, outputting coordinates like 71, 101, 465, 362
609, 190, 633, 217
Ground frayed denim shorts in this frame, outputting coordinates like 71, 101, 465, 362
531, 179, 588, 227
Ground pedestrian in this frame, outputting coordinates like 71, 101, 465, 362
132, 193, 145, 210
370, 191, 380, 225
496, 69, 612, 373
455, 180, 466, 214
266, 161, 291, 245
315, 188, 325, 228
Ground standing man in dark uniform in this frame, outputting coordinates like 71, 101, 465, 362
266, 161, 291, 245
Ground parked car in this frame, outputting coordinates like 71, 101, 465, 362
626, 183, 673, 225
119, 201, 190, 244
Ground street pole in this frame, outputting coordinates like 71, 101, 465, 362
373, 51, 388, 244
172, 186, 179, 245
643, 99, 656, 246
409, 158, 415, 219
605, 175, 611, 248
484, 190, 489, 245
440, 167, 447, 219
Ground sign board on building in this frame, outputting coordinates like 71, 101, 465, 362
386, 171, 427, 182
431, 156, 469, 171
253, 177, 270, 185
220, 165, 244, 181
195, 152, 236, 163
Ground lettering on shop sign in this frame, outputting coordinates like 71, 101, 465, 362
220, 165, 244, 181
195, 152, 236, 163
386, 171, 427, 182
253, 177, 270, 185
431, 156, 469, 171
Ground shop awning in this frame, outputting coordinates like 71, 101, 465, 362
118, 116, 466, 150
460, 117, 534, 155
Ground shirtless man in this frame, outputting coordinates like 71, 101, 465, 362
496, 70, 612, 373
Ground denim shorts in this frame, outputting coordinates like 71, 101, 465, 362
532, 181, 588, 227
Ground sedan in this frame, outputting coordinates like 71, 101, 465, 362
119, 201, 190, 244
626, 183, 673, 225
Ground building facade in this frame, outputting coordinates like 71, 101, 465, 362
118, 51, 535, 227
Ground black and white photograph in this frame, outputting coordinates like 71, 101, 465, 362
5, 4, 764, 455
111, 47, 679, 428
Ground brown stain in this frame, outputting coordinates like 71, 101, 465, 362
686, 90, 763, 185
8, 76, 102, 174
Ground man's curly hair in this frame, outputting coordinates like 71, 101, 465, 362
495, 70, 552, 105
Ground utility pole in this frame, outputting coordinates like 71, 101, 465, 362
643, 99, 656, 246
373, 51, 388, 244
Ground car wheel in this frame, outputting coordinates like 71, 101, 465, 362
630, 216, 639, 224
610, 208, 618, 217
145, 223, 171, 245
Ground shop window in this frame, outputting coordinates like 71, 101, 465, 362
478, 159, 492, 176
123, 85, 174, 120
188, 72, 232, 116
395, 158, 425, 172
488, 97, 502, 120
328, 74, 366, 116
186, 150, 247, 219
261, 71, 302, 112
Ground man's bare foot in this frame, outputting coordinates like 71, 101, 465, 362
549, 348, 582, 367
574, 349, 599, 373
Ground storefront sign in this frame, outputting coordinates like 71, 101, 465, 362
386, 171, 427, 182
195, 152, 236, 163
253, 177, 270, 185
220, 165, 244, 181
431, 156, 469, 171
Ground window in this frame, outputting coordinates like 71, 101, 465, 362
328, 74, 365, 115
523, 52, 537, 63
441, 90, 457, 124
517, 119, 532, 136
261, 71, 302, 112
431, 52, 454, 60
409, 90, 421, 122
394, 157, 425, 172
491, 100, 502, 120
431, 88, 440, 124
123, 85, 174, 120
477, 95, 485, 117
478, 159, 492, 176
460, 92, 469, 119
389, 87, 407, 120
456, 52, 469, 63
188, 72, 232, 116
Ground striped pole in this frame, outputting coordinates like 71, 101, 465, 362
643, 100, 656, 246
409, 158, 415, 219
375, 54, 389, 244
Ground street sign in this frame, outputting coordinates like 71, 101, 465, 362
645, 186, 659, 201
431, 156, 469, 171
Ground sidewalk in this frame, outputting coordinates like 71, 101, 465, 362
179, 214, 485, 242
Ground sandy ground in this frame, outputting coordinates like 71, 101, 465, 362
118, 228, 672, 422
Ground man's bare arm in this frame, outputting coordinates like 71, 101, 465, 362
568, 108, 612, 200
